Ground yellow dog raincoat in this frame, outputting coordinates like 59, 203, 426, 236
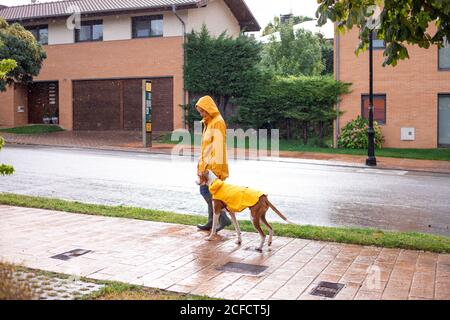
208, 179, 265, 213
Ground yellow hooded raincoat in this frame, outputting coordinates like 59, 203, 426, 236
197, 96, 229, 180
209, 179, 265, 213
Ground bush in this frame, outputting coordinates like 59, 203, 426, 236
338, 116, 384, 149
236, 74, 350, 145
0, 135, 14, 175
0, 262, 35, 300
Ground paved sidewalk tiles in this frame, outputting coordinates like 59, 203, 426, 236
0, 205, 449, 300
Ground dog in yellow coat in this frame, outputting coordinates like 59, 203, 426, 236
198, 170, 295, 252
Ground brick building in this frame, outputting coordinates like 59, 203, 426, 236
0, 0, 259, 132
335, 27, 450, 148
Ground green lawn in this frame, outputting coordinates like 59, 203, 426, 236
161, 133, 450, 161
278, 140, 450, 161
0, 125, 64, 135
1, 193, 449, 253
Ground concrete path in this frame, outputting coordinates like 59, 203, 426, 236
1, 205, 449, 300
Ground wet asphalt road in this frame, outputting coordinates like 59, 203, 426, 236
0, 145, 449, 236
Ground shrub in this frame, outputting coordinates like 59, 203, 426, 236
236, 74, 350, 145
0, 262, 35, 300
0, 136, 14, 175
338, 116, 384, 149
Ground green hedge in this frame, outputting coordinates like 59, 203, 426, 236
235, 75, 350, 145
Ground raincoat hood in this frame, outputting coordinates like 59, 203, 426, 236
197, 96, 228, 180
196, 96, 220, 119
209, 179, 265, 213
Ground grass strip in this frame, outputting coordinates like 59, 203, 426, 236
0, 192, 449, 253
0, 125, 64, 135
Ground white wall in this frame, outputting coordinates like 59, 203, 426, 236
48, 20, 73, 45
29, 0, 241, 45
103, 15, 132, 41
187, 0, 241, 37
163, 11, 187, 37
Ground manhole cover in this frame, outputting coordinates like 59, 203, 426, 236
217, 262, 268, 275
310, 281, 345, 298
51, 249, 92, 261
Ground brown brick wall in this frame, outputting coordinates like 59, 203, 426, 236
1, 36, 184, 130
13, 84, 29, 126
336, 27, 450, 148
0, 85, 15, 127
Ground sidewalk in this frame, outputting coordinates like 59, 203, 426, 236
1, 205, 448, 300
2, 131, 450, 174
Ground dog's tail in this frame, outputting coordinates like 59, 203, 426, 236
267, 199, 296, 225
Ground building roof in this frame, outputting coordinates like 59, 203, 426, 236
0, 0, 260, 31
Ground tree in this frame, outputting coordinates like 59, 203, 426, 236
184, 25, 262, 119
262, 15, 313, 36
260, 23, 325, 76
0, 18, 47, 91
316, 0, 450, 66
0, 58, 16, 79
0, 55, 16, 176
318, 34, 334, 75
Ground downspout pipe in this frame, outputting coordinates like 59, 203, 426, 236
172, 4, 187, 129
335, 31, 341, 148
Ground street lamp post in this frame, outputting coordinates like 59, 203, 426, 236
366, 29, 377, 166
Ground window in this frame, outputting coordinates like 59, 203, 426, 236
438, 94, 450, 146
371, 31, 385, 49
75, 20, 103, 42
361, 94, 386, 125
439, 38, 450, 70
26, 25, 48, 45
132, 15, 163, 38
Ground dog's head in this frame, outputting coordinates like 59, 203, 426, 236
196, 170, 218, 186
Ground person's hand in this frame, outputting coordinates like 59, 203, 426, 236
196, 171, 202, 185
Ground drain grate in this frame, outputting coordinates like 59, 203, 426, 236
50, 249, 92, 261
217, 262, 268, 275
310, 281, 345, 298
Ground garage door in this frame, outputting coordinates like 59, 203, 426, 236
73, 78, 173, 131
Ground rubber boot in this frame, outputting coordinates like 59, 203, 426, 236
216, 211, 232, 232
198, 185, 214, 231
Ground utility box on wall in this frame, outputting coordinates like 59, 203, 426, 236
401, 127, 415, 141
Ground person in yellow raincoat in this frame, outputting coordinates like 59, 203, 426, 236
196, 96, 232, 232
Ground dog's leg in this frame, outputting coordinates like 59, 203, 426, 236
260, 213, 273, 247
229, 212, 242, 245
206, 201, 221, 241
251, 213, 266, 252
